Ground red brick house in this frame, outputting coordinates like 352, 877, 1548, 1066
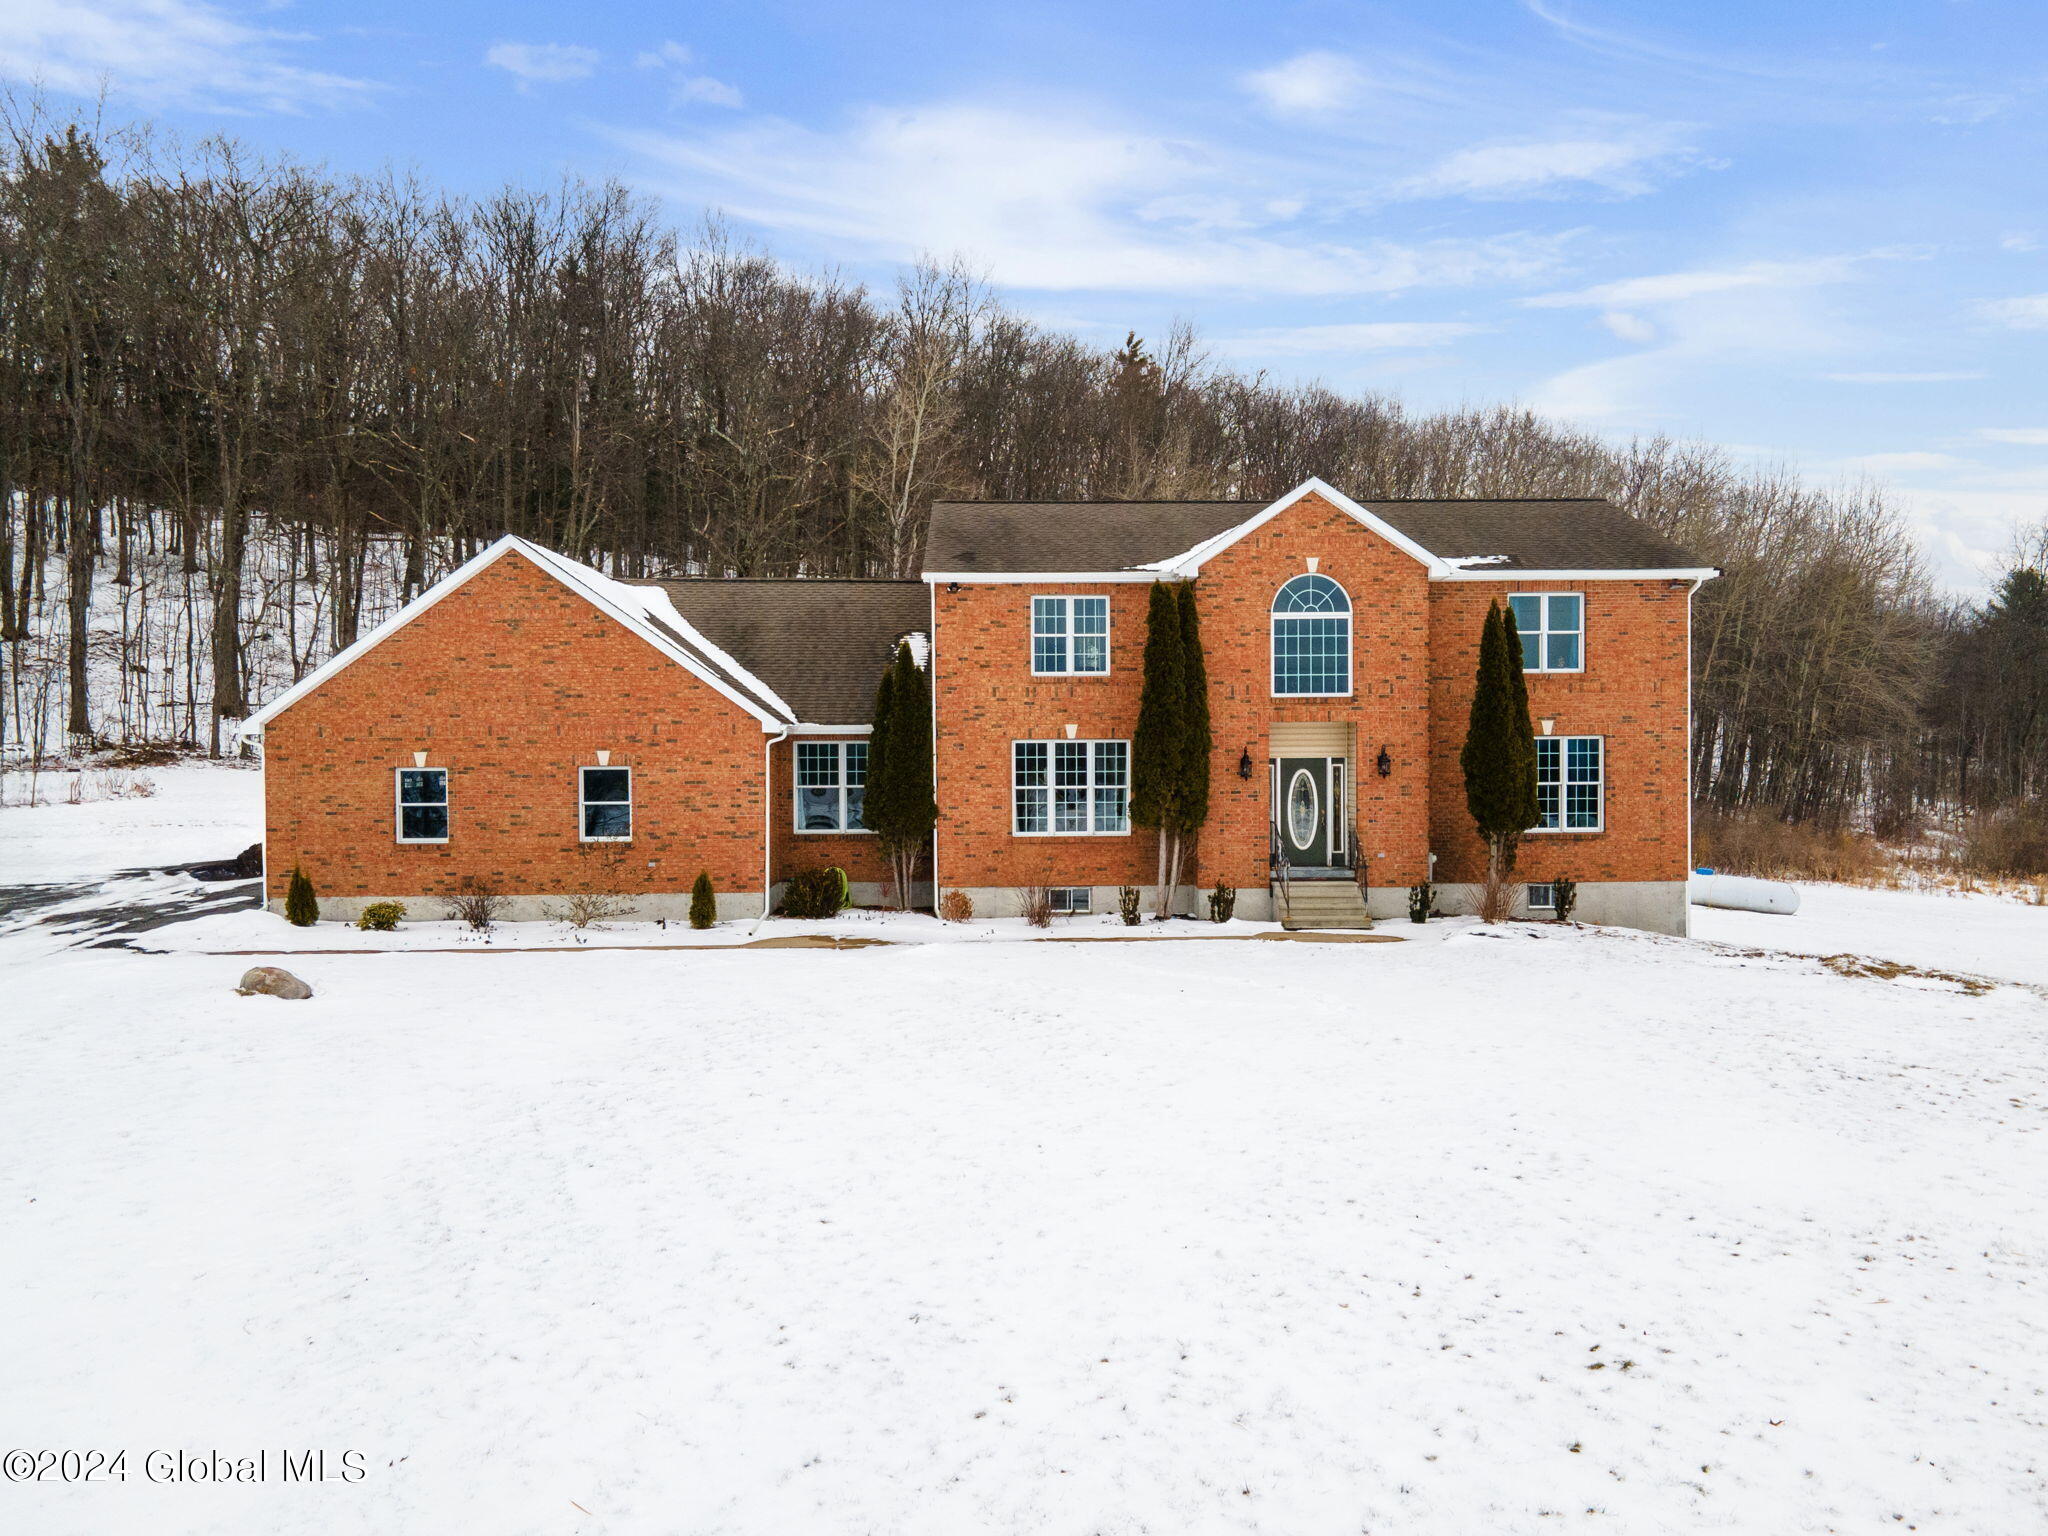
243, 479, 1716, 933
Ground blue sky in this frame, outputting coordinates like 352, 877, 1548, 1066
4, 0, 2044, 590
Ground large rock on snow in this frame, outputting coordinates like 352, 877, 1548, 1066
236, 966, 312, 1001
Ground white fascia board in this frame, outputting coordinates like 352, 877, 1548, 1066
514, 541, 797, 722
240, 536, 794, 738
786, 723, 874, 735
1435, 566, 1722, 583
1160, 478, 1454, 579
924, 571, 1163, 584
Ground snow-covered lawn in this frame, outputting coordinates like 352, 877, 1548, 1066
4, 766, 2046, 1535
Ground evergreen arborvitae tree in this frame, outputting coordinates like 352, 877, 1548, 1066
1460, 601, 1540, 889
1130, 580, 1187, 916
862, 640, 936, 909
690, 870, 717, 929
284, 865, 318, 926
1169, 580, 1212, 900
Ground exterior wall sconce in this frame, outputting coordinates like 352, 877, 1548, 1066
412, 751, 428, 767
1539, 717, 1556, 736
1237, 748, 1254, 780
596, 750, 611, 766
945, 581, 961, 594
1375, 747, 1392, 777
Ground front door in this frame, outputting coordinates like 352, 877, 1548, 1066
1275, 756, 1342, 867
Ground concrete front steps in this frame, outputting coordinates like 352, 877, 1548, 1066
1274, 878, 1374, 930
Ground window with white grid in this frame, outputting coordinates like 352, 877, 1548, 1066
1012, 740, 1129, 834
1534, 736, 1603, 831
1031, 595, 1110, 674
1272, 574, 1351, 696
1507, 593, 1584, 672
795, 740, 868, 832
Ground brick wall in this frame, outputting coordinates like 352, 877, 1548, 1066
930, 579, 1157, 889
1427, 578, 1692, 884
262, 550, 769, 905
1190, 492, 1434, 893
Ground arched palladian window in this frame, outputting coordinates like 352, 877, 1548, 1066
1272, 573, 1351, 696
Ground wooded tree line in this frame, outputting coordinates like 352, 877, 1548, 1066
0, 102, 2042, 832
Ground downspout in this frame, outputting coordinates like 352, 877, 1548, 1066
757, 724, 791, 930
928, 580, 941, 917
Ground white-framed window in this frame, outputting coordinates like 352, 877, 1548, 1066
1272, 574, 1351, 696
395, 767, 449, 843
1525, 881, 1556, 910
579, 766, 633, 841
1013, 740, 1129, 834
1534, 736, 1604, 831
795, 740, 869, 832
1049, 886, 1093, 914
1032, 595, 1110, 674
1508, 593, 1584, 672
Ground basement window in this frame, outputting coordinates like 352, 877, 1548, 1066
1049, 887, 1093, 915
580, 766, 633, 841
1525, 882, 1556, 910
395, 768, 449, 843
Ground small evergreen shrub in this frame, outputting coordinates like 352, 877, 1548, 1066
1407, 882, 1436, 924
355, 900, 406, 932
1551, 874, 1578, 924
284, 865, 319, 927
1117, 885, 1143, 926
689, 870, 717, 930
1207, 883, 1236, 923
939, 889, 975, 922
781, 866, 849, 919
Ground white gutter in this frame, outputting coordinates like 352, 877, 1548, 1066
756, 726, 791, 931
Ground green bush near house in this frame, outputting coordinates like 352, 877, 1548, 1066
1408, 883, 1436, 924
284, 865, 319, 927
781, 866, 849, 919
1207, 883, 1236, 923
355, 900, 406, 932
689, 870, 717, 930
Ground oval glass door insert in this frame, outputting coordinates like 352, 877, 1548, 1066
1286, 768, 1319, 850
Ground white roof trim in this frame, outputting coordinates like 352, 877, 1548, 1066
1157, 478, 1454, 579
926, 571, 1164, 585
1439, 567, 1721, 583
239, 536, 797, 737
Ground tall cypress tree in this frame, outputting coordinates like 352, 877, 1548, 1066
1131, 581, 1186, 917
1168, 581, 1212, 900
1460, 601, 1539, 888
863, 640, 936, 909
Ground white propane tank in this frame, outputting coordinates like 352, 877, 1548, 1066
1687, 870, 1800, 915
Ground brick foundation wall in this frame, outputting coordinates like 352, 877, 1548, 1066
262, 550, 770, 907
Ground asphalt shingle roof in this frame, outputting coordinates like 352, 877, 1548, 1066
922, 497, 1710, 575
636, 578, 929, 725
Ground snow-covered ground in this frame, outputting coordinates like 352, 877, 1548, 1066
4, 766, 2046, 1535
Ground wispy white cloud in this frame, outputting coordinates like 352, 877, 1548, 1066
1239, 51, 1364, 116
1978, 427, 2048, 445
484, 41, 598, 88
1601, 310, 1657, 343
634, 40, 741, 109
1403, 119, 1702, 200
1976, 293, 2048, 329
1825, 371, 1986, 383
0, 0, 372, 114
613, 103, 1576, 295
1524, 254, 1876, 310
1839, 451, 1970, 473
1217, 321, 1488, 356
